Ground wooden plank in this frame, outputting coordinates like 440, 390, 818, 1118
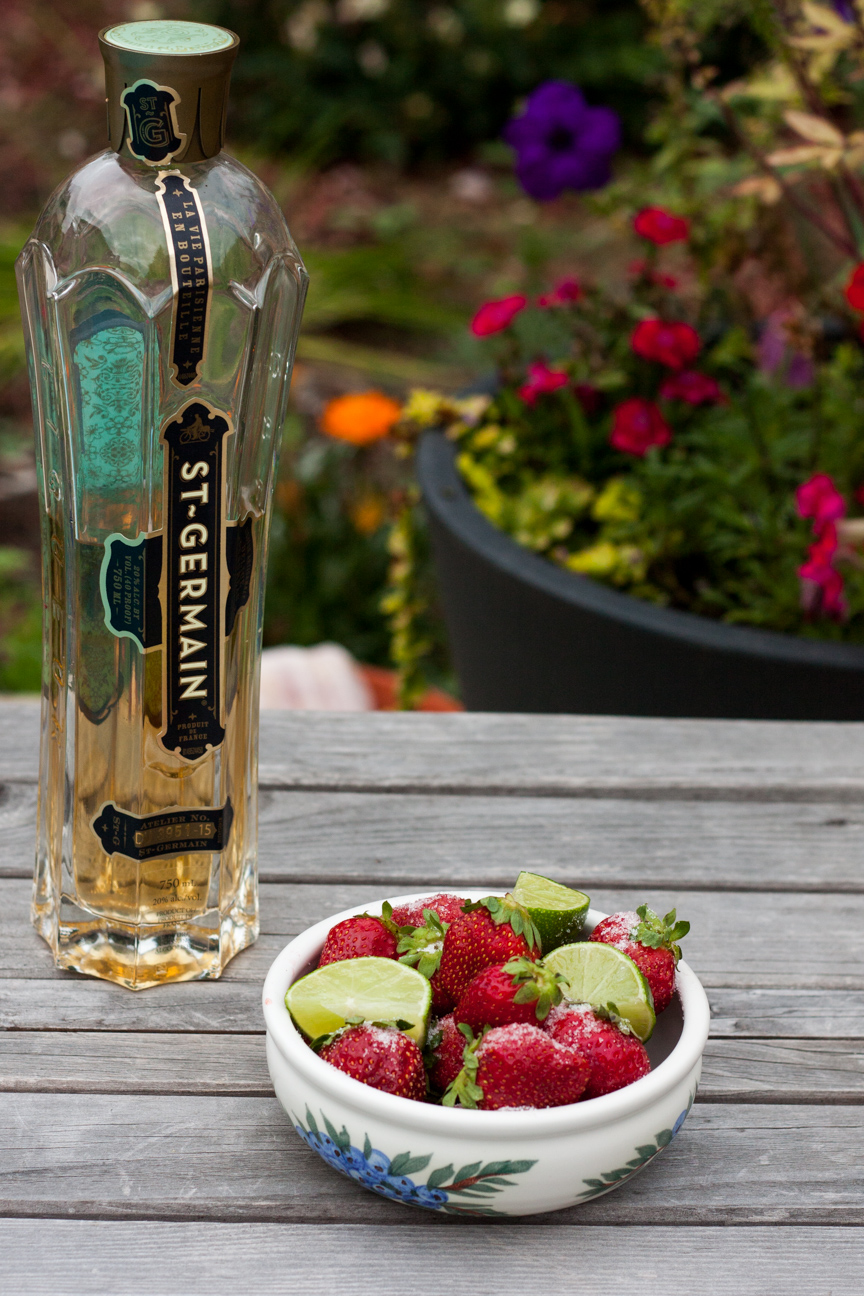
0, 1095, 861, 1224
1, 879, 861, 991
6, 701, 864, 799
2, 977, 855, 1038
6, 783, 864, 891
1, 1222, 861, 1296
1, 1031, 861, 1103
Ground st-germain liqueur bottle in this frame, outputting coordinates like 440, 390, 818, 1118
16, 20, 307, 988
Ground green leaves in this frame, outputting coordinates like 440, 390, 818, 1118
441, 1024, 485, 1109
397, 907, 448, 979
634, 904, 690, 963
504, 956, 565, 1021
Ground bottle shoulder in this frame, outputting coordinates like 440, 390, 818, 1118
25, 150, 303, 290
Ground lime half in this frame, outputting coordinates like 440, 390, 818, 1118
544, 941, 656, 1041
286, 957, 431, 1045
512, 871, 590, 953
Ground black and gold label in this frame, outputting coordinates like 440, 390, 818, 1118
155, 173, 213, 387
159, 399, 232, 763
121, 79, 185, 165
92, 800, 233, 863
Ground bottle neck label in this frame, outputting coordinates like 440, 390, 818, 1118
121, 80, 186, 165
155, 171, 213, 386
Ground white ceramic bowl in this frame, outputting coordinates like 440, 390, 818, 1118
263, 890, 711, 1217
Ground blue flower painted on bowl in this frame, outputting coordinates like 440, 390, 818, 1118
292, 1107, 536, 1216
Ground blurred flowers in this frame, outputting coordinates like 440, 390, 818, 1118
631, 319, 701, 370
538, 278, 582, 307
518, 361, 569, 404
470, 295, 527, 336
633, 207, 690, 245
659, 371, 724, 406
503, 81, 620, 201
609, 399, 672, 456
797, 474, 847, 620
320, 391, 402, 444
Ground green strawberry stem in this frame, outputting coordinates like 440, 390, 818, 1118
461, 894, 543, 951
633, 903, 690, 963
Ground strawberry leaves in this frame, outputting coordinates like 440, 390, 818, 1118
396, 907, 448, 979
503, 955, 564, 1021
462, 894, 542, 951
632, 904, 690, 963
442, 1024, 485, 1109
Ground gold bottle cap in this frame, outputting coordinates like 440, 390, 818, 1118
99, 20, 239, 166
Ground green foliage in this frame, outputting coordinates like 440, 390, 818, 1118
0, 548, 42, 693
194, 0, 660, 167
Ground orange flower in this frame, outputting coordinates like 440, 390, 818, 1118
320, 391, 402, 445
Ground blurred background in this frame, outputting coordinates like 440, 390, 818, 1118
0, 0, 659, 704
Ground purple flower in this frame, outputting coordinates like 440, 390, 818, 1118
832, 0, 856, 21
503, 81, 620, 201
757, 311, 814, 389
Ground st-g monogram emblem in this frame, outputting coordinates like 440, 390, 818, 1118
121, 80, 185, 165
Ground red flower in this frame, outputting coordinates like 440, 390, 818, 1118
574, 382, 601, 415
631, 318, 701, 370
796, 474, 846, 530
538, 278, 582, 307
659, 370, 724, 405
845, 264, 864, 311
470, 294, 527, 336
633, 207, 690, 245
610, 398, 671, 456
518, 361, 569, 405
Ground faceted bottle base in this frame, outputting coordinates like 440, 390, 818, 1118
32, 867, 258, 990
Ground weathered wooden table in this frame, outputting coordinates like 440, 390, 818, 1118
0, 700, 862, 1292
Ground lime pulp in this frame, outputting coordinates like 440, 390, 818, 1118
544, 941, 656, 1041
512, 870, 590, 953
286, 956, 432, 1045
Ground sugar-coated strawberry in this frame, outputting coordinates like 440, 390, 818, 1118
545, 1003, 651, 1098
390, 893, 467, 928
426, 1014, 467, 1093
318, 1025, 426, 1100
444, 1022, 589, 1110
589, 904, 689, 1013
454, 958, 563, 1033
317, 915, 398, 967
435, 896, 540, 1008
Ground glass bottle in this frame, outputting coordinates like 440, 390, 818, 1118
16, 20, 307, 988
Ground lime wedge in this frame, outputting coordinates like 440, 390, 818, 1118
544, 941, 656, 1041
512, 871, 590, 953
286, 957, 431, 1045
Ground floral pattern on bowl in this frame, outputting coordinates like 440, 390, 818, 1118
293, 1106, 537, 1216
577, 1095, 693, 1201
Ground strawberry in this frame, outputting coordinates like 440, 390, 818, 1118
390, 893, 467, 927
317, 1024, 426, 1100
425, 1014, 467, 1093
545, 1003, 651, 1098
444, 1022, 589, 1110
589, 904, 689, 1013
317, 915, 398, 967
435, 896, 540, 1008
454, 958, 563, 1033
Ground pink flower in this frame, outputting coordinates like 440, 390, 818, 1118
574, 383, 601, 415
659, 370, 725, 405
538, 278, 582, 307
633, 207, 690, 245
845, 263, 864, 311
518, 361, 569, 405
631, 318, 701, 370
470, 295, 527, 336
610, 398, 671, 456
796, 474, 846, 530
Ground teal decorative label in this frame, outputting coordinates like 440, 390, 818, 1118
72, 317, 144, 493
100, 534, 162, 652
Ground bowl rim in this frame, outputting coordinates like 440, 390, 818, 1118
263, 889, 711, 1139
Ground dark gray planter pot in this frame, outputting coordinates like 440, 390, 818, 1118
418, 431, 864, 718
